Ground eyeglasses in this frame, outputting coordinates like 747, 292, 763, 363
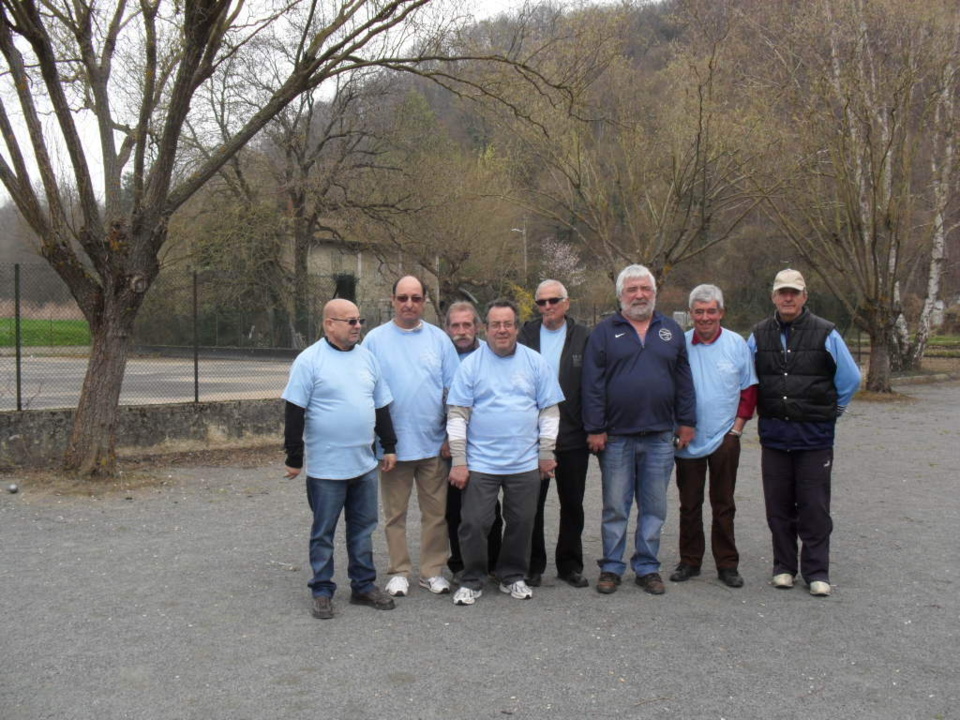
535, 297, 567, 307
395, 295, 424, 304
487, 321, 516, 330
329, 317, 366, 326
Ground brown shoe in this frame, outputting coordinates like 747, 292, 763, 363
596, 571, 622, 594
350, 586, 396, 611
635, 572, 666, 595
311, 595, 334, 620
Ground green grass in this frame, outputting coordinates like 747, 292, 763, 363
0, 318, 91, 347
927, 334, 960, 346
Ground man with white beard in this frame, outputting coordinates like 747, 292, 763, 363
582, 264, 697, 596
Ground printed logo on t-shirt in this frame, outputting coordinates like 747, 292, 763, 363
658, 328, 673, 342
419, 348, 441, 374
512, 370, 535, 396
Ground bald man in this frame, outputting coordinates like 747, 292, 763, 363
283, 299, 398, 620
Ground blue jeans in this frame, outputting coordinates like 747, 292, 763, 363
306, 468, 379, 598
598, 432, 675, 576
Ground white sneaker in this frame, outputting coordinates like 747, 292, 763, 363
453, 586, 482, 606
385, 576, 409, 597
499, 579, 533, 599
419, 575, 451, 594
809, 580, 832, 597
772, 573, 794, 589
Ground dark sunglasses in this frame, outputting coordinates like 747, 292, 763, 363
395, 295, 424, 303
535, 297, 566, 307
329, 318, 366, 326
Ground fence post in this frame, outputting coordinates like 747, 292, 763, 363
193, 270, 199, 403
14, 263, 22, 411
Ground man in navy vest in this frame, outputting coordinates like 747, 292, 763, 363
748, 269, 861, 597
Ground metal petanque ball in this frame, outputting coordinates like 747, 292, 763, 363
7, 483, 18, 494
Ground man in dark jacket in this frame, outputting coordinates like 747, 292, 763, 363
518, 280, 591, 588
748, 269, 860, 597
582, 264, 697, 596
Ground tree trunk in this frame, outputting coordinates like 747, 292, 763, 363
865, 328, 893, 393
62, 299, 132, 477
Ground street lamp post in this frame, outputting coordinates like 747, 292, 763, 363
511, 223, 527, 281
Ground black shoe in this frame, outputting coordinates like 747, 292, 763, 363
526, 572, 543, 587
311, 595, 334, 620
635, 572, 666, 595
559, 571, 589, 588
670, 563, 701, 582
718, 568, 744, 588
349, 586, 396, 611
596, 571, 621, 594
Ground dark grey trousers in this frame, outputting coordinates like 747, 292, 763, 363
459, 469, 540, 589
761, 446, 834, 583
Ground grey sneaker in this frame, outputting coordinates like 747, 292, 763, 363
809, 580, 832, 597
500, 579, 533, 599
311, 595, 334, 620
772, 573, 795, 589
453, 586, 482, 606
385, 575, 409, 597
419, 575, 451, 594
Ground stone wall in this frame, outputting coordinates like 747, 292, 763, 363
0, 399, 283, 468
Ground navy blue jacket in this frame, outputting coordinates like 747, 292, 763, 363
582, 311, 697, 435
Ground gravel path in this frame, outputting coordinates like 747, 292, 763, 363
2, 382, 958, 720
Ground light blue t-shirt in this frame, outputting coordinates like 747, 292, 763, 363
448, 343, 565, 475
362, 320, 459, 461
282, 340, 392, 480
676, 328, 757, 460
539, 322, 566, 377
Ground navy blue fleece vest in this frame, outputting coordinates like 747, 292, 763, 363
753, 311, 837, 422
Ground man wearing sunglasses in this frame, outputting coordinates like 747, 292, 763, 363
517, 280, 591, 589
363, 276, 460, 598
282, 299, 398, 619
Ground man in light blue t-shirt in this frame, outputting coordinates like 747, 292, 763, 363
362, 276, 460, 598
282, 299, 398, 620
672, 284, 758, 590
446, 299, 565, 606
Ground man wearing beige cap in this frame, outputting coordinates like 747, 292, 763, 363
748, 269, 861, 597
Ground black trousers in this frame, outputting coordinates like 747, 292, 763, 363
761, 446, 834, 583
529, 448, 590, 577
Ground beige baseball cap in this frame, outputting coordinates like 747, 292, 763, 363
772, 269, 806, 292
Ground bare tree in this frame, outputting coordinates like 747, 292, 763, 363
0, 0, 568, 476
740, 0, 960, 391
492, 1, 763, 286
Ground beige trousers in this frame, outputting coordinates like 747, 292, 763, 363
380, 456, 450, 579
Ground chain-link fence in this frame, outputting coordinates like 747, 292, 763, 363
1, 263, 349, 411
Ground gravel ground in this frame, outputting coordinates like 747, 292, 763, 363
1, 381, 958, 720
